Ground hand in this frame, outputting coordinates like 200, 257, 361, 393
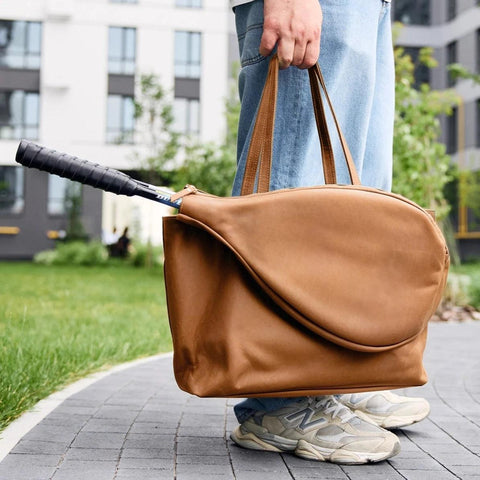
260, 0, 322, 69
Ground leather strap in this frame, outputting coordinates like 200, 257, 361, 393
311, 64, 360, 186
241, 55, 278, 195
241, 55, 360, 195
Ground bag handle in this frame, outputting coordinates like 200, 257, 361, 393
240, 54, 360, 195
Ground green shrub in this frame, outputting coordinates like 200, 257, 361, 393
448, 262, 480, 309
443, 273, 471, 306
34, 241, 109, 266
129, 242, 164, 268
33, 250, 57, 266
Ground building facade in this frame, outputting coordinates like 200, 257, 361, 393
3, 0, 480, 260
0, 0, 232, 259
394, 0, 480, 258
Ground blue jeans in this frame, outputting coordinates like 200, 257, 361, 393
232, 0, 395, 424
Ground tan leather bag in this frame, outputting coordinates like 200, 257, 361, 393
163, 55, 449, 398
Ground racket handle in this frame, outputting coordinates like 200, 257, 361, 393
16, 140, 145, 198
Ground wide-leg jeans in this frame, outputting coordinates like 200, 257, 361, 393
232, 0, 395, 423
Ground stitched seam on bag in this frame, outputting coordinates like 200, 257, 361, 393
223, 383, 425, 397
184, 186, 444, 236
175, 213, 425, 352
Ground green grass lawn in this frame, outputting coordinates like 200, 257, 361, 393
0, 262, 171, 432
450, 261, 480, 307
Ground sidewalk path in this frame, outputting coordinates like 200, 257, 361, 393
0, 322, 479, 480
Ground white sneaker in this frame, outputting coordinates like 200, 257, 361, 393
338, 391, 430, 429
230, 395, 400, 464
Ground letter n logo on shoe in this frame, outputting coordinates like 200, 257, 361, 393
285, 408, 327, 432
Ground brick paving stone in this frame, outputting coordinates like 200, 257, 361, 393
65, 448, 120, 461
397, 470, 459, 480
1, 323, 480, 480
51, 460, 117, 480
176, 454, 231, 465
81, 418, 133, 433
0, 463, 57, 480
123, 434, 175, 450
10, 439, 69, 455
342, 463, 403, 476
176, 474, 233, 480
284, 454, 343, 470
21, 426, 78, 444
1, 453, 60, 467
71, 431, 126, 450
92, 406, 141, 420
176, 462, 232, 475
388, 456, 445, 470
121, 447, 174, 459
448, 464, 480, 476
128, 422, 177, 434
117, 456, 173, 469
343, 473, 405, 480
115, 470, 174, 480
234, 471, 292, 480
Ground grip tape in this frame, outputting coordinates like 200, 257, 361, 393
16, 140, 138, 197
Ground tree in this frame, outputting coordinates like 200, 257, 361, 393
133, 74, 181, 185
170, 62, 240, 196
392, 29, 460, 221
445, 63, 480, 227
65, 182, 87, 241
133, 67, 240, 196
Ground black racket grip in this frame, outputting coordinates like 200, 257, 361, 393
16, 140, 140, 197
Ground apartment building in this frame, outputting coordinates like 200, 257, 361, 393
3, 0, 479, 260
394, 0, 480, 258
0, 0, 232, 259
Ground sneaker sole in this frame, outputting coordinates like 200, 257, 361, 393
355, 408, 430, 429
295, 438, 401, 465
230, 426, 401, 464
230, 426, 297, 452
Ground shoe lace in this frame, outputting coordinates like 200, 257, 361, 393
310, 395, 356, 424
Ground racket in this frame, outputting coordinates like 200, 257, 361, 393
15, 140, 182, 209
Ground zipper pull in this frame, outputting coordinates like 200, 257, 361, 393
170, 184, 198, 202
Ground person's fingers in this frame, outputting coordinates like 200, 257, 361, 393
259, 28, 278, 57
298, 40, 320, 69
291, 30, 308, 68
276, 37, 295, 69
260, 0, 322, 69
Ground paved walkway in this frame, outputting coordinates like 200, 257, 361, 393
0, 322, 479, 480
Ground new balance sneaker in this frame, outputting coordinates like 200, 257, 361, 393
338, 391, 430, 429
230, 395, 400, 464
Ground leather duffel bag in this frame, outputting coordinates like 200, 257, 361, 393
162, 55, 449, 398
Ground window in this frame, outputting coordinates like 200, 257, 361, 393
174, 97, 200, 134
446, 41, 457, 87
108, 27, 136, 75
48, 176, 82, 215
447, 0, 456, 21
477, 29, 480, 74
402, 47, 430, 88
0, 90, 39, 140
107, 94, 135, 144
393, 0, 430, 26
447, 107, 458, 154
0, 166, 24, 214
176, 0, 202, 7
477, 100, 480, 148
175, 31, 201, 78
0, 20, 41, 69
